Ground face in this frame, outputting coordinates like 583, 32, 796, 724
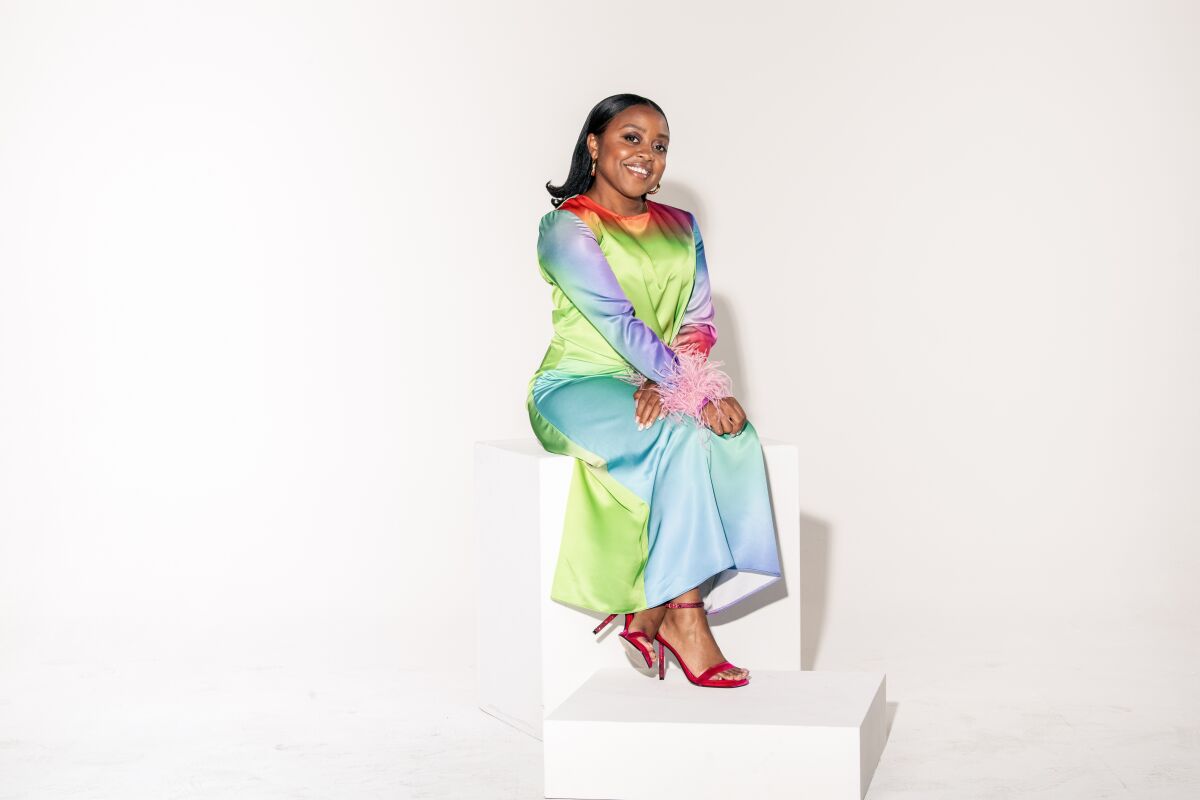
587, 104, 670, 200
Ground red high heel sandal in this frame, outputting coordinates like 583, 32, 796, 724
593, 612, 657, 669
653, 601, 749, 688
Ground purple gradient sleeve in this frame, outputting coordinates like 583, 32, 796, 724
669, 212, 718, 357
537, 210, 680, 381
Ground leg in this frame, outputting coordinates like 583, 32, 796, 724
656, 585, 749, 681
532, 371, 763, 669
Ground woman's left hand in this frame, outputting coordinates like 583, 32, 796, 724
701, 395, 747, 436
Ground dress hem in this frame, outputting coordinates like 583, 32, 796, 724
551, 565, 783, 617
706, 571, 784, 616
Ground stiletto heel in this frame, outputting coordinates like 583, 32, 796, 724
654, 600, 749, 688
592, 611, 656, 669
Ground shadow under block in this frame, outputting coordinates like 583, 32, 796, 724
474, 437, 801, 740
544, 668, 887, 800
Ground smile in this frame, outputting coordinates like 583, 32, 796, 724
623, 162, 651, 180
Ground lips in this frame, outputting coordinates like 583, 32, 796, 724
623, 162, 651, 180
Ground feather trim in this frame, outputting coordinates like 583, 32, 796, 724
614, 370, 648, 389
616, 347, 733, 426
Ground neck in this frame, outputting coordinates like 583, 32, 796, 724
584, 180, 646, 216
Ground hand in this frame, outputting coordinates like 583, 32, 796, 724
633, 379, 664, 430
700, 395, 747, 436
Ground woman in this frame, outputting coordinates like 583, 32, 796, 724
526, 93, 782, 688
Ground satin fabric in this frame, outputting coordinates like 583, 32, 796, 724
526, 193, 781, 615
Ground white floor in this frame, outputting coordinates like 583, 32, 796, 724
1, 616, 1197, 799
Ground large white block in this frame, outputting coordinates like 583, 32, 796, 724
474, 437, 801, 740
544, 668, 887, 800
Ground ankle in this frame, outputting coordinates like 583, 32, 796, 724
663, 608, 707, 633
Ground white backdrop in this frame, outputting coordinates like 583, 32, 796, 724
2, 0, 1197, 698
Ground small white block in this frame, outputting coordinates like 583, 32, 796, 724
544, 668, 887, 800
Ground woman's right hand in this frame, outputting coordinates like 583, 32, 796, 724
633, 379, 664, 430
701, 396, 747, 436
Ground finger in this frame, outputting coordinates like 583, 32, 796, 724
709, 401, 729, 433
716, 400, 744, 434
647, 394, 664, 421
635, 394, 649, 428
724, 412, 739, 434
644, 391, 660, 423
637, 391, 657, 428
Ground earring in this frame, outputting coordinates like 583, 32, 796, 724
647, 182, 661, 194
590, 159, 596, 176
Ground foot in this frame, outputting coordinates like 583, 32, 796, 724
656, 604, 749, 682
625, 606, 667, 667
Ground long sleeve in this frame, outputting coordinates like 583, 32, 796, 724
537, 209, 681, 382
669, 212, 719, 357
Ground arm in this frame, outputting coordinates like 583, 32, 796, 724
537, 209, 681, 381
669, 211, 719, 357
659, 211, 733, 422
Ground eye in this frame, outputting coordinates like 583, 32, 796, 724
624, 134, 640, 143
655, 143, 668, 152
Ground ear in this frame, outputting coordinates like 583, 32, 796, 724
586, 132, 598, 160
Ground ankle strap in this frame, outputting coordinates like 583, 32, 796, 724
666, 601, 705, 608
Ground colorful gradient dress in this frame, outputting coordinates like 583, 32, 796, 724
526, 192, 781, 616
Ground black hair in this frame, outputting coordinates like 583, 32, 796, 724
545, 93, 669, 207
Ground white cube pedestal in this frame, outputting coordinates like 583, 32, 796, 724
544, 668, 888, 800
474, 437, 801, 740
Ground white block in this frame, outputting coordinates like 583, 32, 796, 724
544, 668, 887, 800
474, 437, 801, 740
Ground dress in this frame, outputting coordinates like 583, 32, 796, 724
526, 192, 782, 616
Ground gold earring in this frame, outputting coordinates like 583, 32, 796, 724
647, 182, 661, 194
590, 158, 596, 176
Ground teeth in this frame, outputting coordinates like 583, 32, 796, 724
625, 163, 649, 176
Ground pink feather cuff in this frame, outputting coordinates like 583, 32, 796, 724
615, 347, 733, 424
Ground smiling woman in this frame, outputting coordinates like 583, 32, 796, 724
527, 94, 782, 688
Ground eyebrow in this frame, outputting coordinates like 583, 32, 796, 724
621, 123, 670, 141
